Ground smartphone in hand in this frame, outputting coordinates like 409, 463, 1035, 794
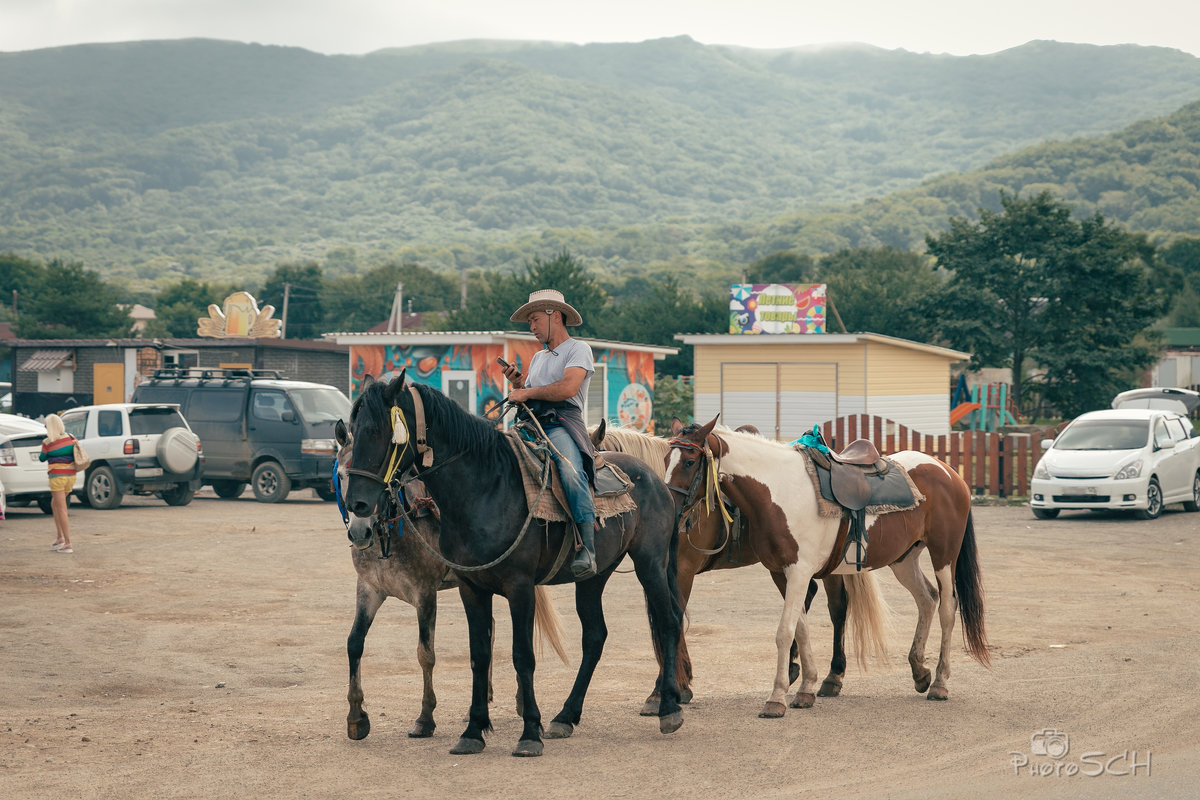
496, 357, 512, 369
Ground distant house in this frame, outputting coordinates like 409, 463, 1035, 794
1149, 328, 1200, 391
675, 331, 970, 439
9, 337, 348, 418
328, 330, 676, 433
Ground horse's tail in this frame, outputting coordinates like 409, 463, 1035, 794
844, 570, 893, 672
533, 585, 569, 666
954, 509, 991, 667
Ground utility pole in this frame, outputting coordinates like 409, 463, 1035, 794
460, 268, 467, 310
281, 283, 290, 339
388, 282, 403, 332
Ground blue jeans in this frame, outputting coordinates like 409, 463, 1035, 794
545, 424, 595, 529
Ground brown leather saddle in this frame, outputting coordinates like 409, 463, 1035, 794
798, 433, 914, 571
806, 439, 890, 511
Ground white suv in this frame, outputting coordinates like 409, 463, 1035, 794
59, 404, 204, 509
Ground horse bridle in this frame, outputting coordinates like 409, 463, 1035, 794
343, 384, 434, 492
667, 436, 734, 556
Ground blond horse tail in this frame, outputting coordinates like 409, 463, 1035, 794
533, 585, 570, 666
843, 571, 893, 672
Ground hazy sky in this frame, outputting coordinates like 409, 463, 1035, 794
2, 0, 1198, 57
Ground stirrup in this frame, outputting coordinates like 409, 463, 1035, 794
571, 549, 596, 579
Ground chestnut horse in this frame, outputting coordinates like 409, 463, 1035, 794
666, 418, 989, 717
593, 423, 880, 712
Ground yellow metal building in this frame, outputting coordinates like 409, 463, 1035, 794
675, 332, 970, 440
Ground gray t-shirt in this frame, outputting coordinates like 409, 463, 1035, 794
525, 338, 594, 411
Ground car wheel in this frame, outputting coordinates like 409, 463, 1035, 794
1032, 508, 1059, 520
1183, 472, 1200, 513
212, 480, 247, 499
86, 466, 124, 510
314, 483, 338, 502
161, 483, 195, 506
1135, 477, 1163, 520
251, 462, 291, 503
36, 495, 53, 515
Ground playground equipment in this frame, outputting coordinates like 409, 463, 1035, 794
951, 375, 1019, 432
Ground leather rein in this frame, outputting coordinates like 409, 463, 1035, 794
667, 436, 735, 557
345, 386, 564, 578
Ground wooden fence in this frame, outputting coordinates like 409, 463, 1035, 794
815, 414, 1067, 498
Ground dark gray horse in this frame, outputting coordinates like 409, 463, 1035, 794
342, 373, 684, 757
335, 420, 565, 741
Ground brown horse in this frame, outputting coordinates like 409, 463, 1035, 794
592, 422, 882, 713
666, 417, 989, 716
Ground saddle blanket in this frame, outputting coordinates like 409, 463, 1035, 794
798, 448, 925, 519
506, 433, 637, 523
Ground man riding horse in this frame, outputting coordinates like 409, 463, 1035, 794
501, 289, 599, 579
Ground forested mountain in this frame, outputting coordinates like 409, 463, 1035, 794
2, 36, 1200, 289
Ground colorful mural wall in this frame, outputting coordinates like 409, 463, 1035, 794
729, 283, 826, 334
349, 342, 658, 431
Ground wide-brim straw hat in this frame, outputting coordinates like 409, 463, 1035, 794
510, 289, 583, 327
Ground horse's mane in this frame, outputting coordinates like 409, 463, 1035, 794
599, 428, 669, 479
356, 379, 516, 474
677, 422, 798, 455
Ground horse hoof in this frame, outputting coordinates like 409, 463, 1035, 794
758, 701, 786, 718
914, 670, 932, 693
659, 711, 683, 734
927, 687, 949, 701
818, 679, 843, 697
408, 719, 435, 738
790, 692, 816, 709
347, 714, 370, 740
639, 699, 659, 717
449, 737, 486, 755
680, 686, 693, 704
544, 721, 574, 739
512, 739, 544, 757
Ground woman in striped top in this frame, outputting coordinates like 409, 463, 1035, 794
40, 413, 77, 554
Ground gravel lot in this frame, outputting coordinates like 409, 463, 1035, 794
2, 491, 1198, 799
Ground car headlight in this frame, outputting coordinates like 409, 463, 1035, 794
1113, 459, 1143, 480
301, 438, 336, 455
1033, 460, 1050, 480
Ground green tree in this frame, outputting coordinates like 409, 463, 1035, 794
745, 251, 818, 284
322, 261, 459, 332
926, 191, 1165, 417
16, 260, 129, 338
151, 278, 238, 338
441, 250, 610, 337
260, 262, 324, 340
816, 247, 941, 341
609, 274, 726, 376
652, 375, 694, 431
0, 253, 48, 322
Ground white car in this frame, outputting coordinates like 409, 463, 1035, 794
0, 415, 53, 513
59, 403, 203, 509
1030, 407, 1200, 520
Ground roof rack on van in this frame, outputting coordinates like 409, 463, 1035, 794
147, 367, 285, 382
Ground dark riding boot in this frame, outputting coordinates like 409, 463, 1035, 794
571, 519, 597, 579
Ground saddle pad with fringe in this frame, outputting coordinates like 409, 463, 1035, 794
798, 447, 925, 519
506, 433, 637, 523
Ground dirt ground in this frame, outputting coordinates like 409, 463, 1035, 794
2, 490, 1199, 799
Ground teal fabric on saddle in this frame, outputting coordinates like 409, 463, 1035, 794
791, 425, 831, 455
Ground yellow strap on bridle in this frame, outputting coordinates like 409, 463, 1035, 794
383, 405, 411, 485
704, 446, 734, 524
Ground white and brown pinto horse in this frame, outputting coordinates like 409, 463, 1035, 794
666, 418, 990, 717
